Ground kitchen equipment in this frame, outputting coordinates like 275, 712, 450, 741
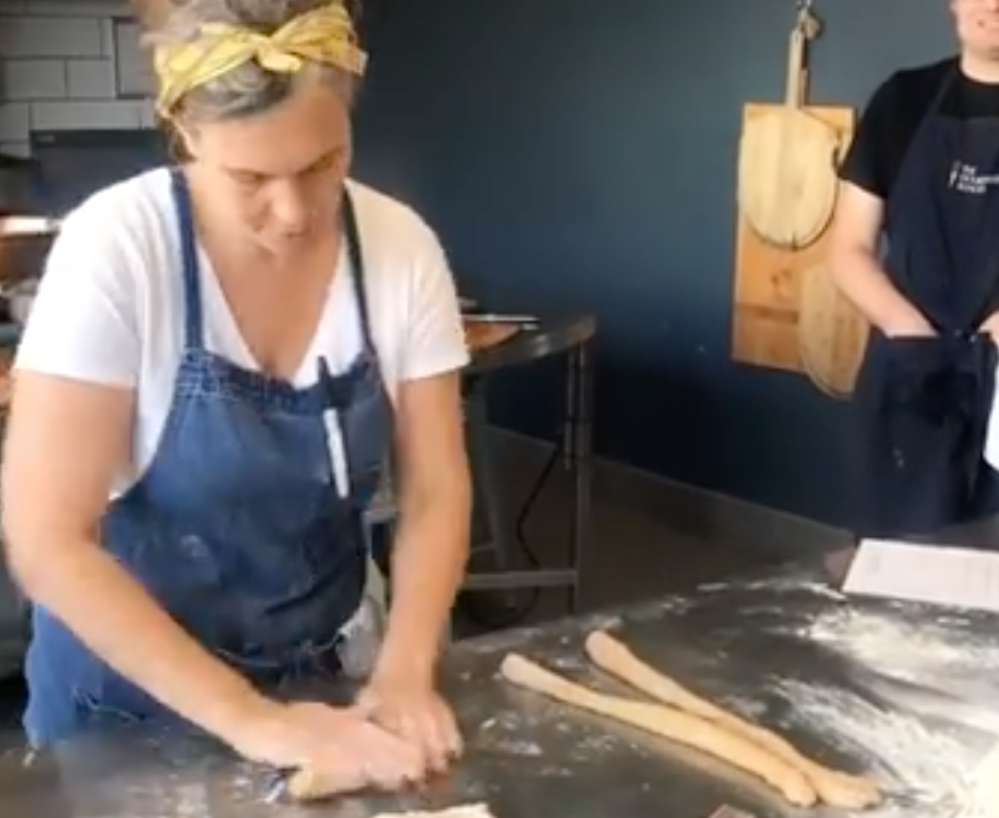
464, 320, 520, 353
0, 227, 54, 295
0, 155, 53, 290
730, 98, 853, 375
737, 1, 842, 249
5, 277, 38, 326
0, 216, 59, 238
462, 313, 539, 327
797, 260, 868, 397
0, 347, 13, 409
0, 153, 40, 213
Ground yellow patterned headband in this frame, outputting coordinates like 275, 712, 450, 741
153, 2, 367, 118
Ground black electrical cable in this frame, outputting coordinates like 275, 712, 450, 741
459, 430, 564, 630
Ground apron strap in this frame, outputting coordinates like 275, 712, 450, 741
169, 168, 206, 351
341, 189, 377, 354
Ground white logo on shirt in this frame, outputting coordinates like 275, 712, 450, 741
949, 161, 999, 195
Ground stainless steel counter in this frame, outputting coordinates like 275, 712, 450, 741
2, 557, 999, 818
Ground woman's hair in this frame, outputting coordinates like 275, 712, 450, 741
144, 0, 362, 124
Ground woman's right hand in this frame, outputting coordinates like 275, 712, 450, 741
229, 699, 428, 794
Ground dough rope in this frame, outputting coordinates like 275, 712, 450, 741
285, 754, 493, 816
500, 652, 817, 807
584, 631, 882, 809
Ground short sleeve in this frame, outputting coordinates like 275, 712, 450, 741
399, 224, 469, 381
838, 75, 898, 199
14, 197, 141, 387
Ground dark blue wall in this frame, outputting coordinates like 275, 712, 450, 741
350, 0, 956, 526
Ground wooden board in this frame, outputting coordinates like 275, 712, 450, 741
798, 260, 869, 397
464, 320, 519, 354
731, 102, 856, 375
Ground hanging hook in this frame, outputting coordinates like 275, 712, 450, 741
795, 0, 822, 40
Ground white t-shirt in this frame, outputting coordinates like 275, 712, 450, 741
15, 168, 470, 494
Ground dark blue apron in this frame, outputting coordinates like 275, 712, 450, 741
853, 68, 999, 538
22, 170, 393, 746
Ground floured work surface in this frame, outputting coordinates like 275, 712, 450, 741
3, 558, 999, 818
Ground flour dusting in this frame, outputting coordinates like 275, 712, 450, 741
476, 711, 542, 757
625, 595, 692, 622
171, 781, 211, 817
720, 695, 768, 720
798, 605, 999, 691
777, 677, 987, 816
699, 577, 848, 601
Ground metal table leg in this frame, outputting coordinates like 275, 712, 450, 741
565, 341, 593, 613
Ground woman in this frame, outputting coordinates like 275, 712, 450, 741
0, 0, 472, 795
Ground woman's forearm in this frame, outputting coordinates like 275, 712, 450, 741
10, 538, 268, 743
378, 481, 471, 681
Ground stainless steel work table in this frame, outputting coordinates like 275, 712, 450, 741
1, 552, 998, 818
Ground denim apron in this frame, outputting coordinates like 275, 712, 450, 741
853, 67, 999, 538
23, 169, 393, 746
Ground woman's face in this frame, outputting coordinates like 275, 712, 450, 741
181, 78, 352, 258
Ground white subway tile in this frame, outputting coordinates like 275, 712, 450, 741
24, 1, 129, 17
111, 17, 154, 96
1, 58, 67, 99
30, 99, 142, 129
0, 103, 29, 141
0, 141, 30, 158
66, 58, 115, 98
100, 17, 115, 58
137, 98, 157, 128
0, 17, 103, 58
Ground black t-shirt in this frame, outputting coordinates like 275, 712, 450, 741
840, 57, 999, 200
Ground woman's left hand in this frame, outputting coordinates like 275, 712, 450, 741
354, 673, 462, 775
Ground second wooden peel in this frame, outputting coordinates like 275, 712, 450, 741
737, 5, 841, 249
797, 261, 869, 398
584, 631, 882, 809
500, 653, 817, 806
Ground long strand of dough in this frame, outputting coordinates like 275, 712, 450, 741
368, 806, 495, 818
583, 631, 881, 809
500, 653, 817, 807
285, 767, 341, 801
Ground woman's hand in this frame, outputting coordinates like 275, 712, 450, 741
229, 698, 427, 795
355, 672, 462, 775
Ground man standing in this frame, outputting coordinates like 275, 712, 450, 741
832, 0, 999, 537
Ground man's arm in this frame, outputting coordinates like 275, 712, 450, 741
830, 75, 934, 337
830, 182, 933, 336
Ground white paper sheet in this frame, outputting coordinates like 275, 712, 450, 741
842, 538, 999, 612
